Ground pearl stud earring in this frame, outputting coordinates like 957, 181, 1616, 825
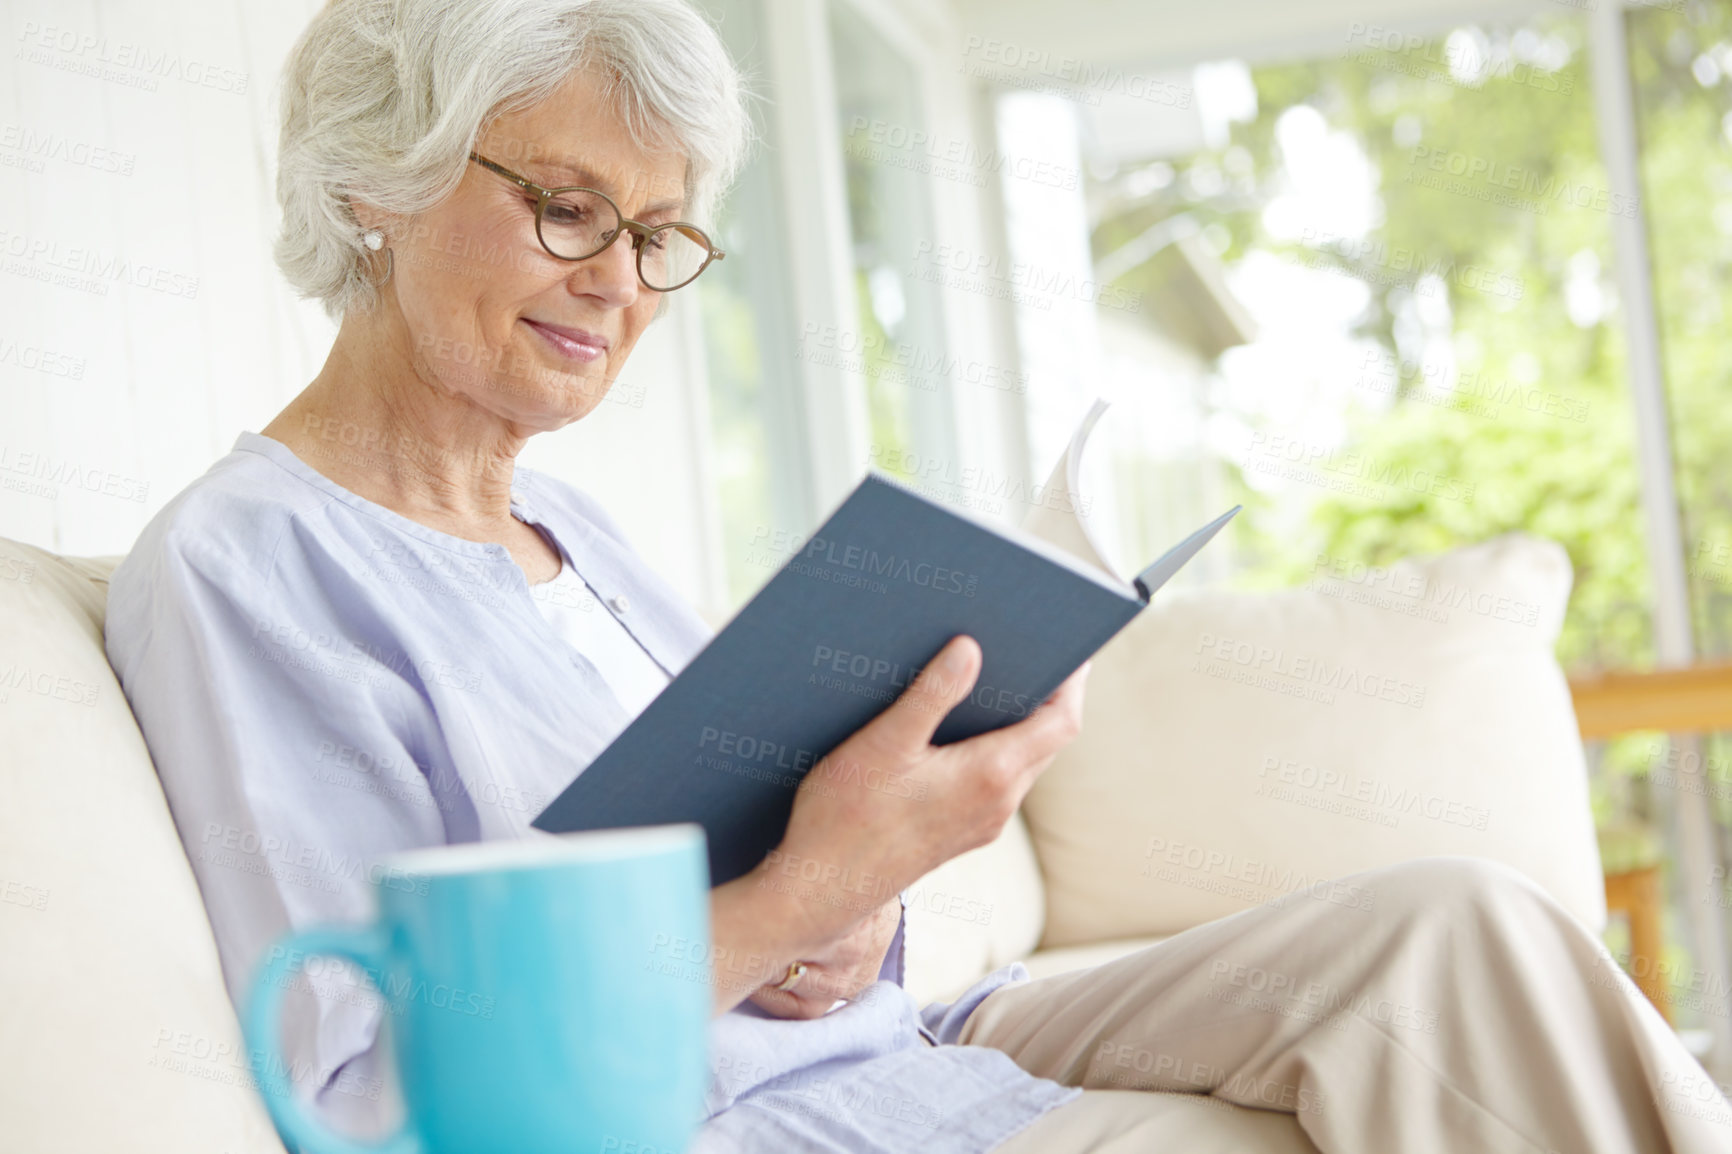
363, 229, 385, 251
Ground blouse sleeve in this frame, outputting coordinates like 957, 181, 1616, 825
106, 528, 456, 1129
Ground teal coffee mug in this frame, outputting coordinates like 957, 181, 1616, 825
244, 825, 711, 1154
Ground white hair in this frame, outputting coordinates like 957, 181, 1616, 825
275, 0, 750, 319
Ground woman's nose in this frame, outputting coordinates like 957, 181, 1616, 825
573, 231, 641, 306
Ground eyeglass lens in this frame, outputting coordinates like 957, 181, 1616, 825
538, 189, 711, 290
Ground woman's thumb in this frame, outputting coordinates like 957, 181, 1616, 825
867, 635, 981, 751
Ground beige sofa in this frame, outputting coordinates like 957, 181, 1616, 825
0, 530, 1602, 1153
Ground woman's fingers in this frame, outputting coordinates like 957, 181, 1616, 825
746, 956, 885, 1019
745, 897, 902, 1020
956, 660, 1091, 791
748, 984, 832, 1020
1045, 660, 1091, 726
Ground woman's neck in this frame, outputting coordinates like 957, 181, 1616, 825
262, 320, 535, 549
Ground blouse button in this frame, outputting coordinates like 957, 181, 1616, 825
608, 594, 630, 614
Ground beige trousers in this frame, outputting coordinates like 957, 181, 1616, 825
965, 857, 1732, 1154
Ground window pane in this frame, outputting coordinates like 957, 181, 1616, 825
1628, 0, 1732, 660
695, 0, 813, 605
1075, 11, 1682, 1023
1084, 14, 1652, 671
1627, 0, 1732, 1048
828, 0, 958, 493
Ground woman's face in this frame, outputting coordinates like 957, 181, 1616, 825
374, 68, 689, 433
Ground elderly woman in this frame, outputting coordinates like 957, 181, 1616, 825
105, 1, 1726, 1151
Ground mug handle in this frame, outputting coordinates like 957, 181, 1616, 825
244, 926, 419, 1154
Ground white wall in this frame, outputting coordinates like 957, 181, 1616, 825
1, 0, 329, 555
0, 0, 724, 613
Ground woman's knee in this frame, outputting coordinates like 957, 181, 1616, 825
1354, 855, 1554, 923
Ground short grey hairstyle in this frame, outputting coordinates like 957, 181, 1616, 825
275, 0, 749, 319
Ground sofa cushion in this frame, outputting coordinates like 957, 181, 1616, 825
1022, 532, 1604, 949
0, 538, 285, 1154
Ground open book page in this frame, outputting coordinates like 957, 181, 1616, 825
1017, 400, 1241, 601
1020, 398, 1120, 580
916, 396, 1133, 599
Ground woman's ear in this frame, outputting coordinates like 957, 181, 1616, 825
343, 193, 393, 240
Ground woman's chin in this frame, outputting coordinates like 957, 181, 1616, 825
502, 389, 606, 432
479, 361, 607, 424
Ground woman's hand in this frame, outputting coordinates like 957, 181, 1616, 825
758, 635, 1087, 956
707, 635, 1087, 1015
746, 897, 902, 1020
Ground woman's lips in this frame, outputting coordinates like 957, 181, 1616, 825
522, 318, 609, 363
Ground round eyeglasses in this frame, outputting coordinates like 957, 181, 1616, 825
469, 152, 724, 292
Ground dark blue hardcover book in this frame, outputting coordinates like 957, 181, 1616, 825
534, 471, 1237, 885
